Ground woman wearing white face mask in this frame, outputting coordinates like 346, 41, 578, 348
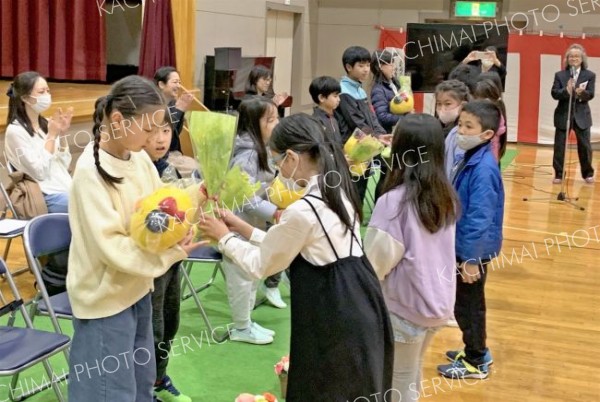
461, 46, 506, 88
4, 71, 73, 213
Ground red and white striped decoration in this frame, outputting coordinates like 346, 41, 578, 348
378, 29, 600, 144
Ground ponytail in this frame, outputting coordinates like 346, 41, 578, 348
270, 114, 362, 231
92, 96, 123, 187
316, 140, 363, 228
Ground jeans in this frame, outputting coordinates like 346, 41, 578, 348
43, 192, 69, 213
389, 313, 439, 402
69, 294, 156, 402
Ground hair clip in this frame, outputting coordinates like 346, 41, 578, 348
5, 83, 14, 98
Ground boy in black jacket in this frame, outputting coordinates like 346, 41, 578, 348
309, 76, 343, 145
335, 46, 391, 202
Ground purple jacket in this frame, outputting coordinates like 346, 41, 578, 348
369, 186, 456, 327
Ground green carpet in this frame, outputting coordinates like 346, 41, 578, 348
501, 149, 518, 171
1, 149, 519, 402
1, 267, 291, 401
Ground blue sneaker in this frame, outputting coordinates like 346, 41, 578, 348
438, 358, 489, 379
154, 375, 192, 402
445, 349, 493, 365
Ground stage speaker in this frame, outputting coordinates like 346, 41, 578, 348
215, 47, 242, 71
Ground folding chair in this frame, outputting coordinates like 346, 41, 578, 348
23, 214, 72, 335
0, 168, 29, 273
0, 258, 70, 402
179, 246, 229, 342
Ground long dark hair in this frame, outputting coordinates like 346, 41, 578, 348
92, 75, 165, 187
474, 79, 507, 158
269, 114, 362, 230
6, 71, 49, 137
371, 49, 400, 87
237, 97, 276, 173
245, 65, 272, 95
382, 114, 458, 233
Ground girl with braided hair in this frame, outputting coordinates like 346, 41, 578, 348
67, 75, 205, 402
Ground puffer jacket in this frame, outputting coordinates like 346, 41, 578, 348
453, 142, 504, 263
371, 80, 400, 133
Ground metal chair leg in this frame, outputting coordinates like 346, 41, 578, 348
181, 262, 221, 301
179, 262, 229, 343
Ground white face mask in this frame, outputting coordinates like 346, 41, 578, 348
29, 93, 52, 113
456, 133, 488, 151
481, 59, 494, 69
437, 107, 460, 125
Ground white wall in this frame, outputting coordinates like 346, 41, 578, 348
195, 0, 319, 109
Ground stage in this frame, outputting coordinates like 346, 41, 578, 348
0, 80, 203, 158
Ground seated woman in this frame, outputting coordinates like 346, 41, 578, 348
244, 65, 289, 116
4, 71, 72, 213
153, 66, 198, 177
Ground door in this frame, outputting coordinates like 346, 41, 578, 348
266, 10, 294, 115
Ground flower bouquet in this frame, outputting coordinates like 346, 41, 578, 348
235, 393, 278, 402
129, 186, 194, 252
343, 128, 384, 177
188, 111, 261, 216
274, 355, 290, 398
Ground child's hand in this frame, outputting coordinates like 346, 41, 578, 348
378, 134, 393, 147
178, 229, 210, 255
460, 262, 481, 284
197, 213, 231, 242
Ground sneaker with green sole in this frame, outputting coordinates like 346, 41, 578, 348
155, 375, 192, 402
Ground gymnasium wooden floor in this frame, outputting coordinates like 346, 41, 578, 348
1, 144, 599, 401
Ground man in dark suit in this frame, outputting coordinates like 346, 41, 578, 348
551, 44, 595, 184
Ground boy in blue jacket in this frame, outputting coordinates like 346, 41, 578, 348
438, 100, 504, 380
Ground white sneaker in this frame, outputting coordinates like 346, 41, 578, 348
229, 327, 273, 345
252, 321, 276, 337
262, 285, 287, 309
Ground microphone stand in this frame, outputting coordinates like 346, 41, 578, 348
523, 67, 585, 211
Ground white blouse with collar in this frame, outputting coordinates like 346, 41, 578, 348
218, 175, 363, 279
4, 121, 72, 194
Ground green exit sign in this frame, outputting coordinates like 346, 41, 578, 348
455, 1, 497, 18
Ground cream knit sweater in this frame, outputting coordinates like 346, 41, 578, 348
67, 144, 192, 319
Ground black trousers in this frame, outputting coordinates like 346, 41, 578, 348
454, 261, 489, 367
152, 263, 181, 382
553, 122, 595, 179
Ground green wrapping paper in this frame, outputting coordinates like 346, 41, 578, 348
188, 111, 261, 215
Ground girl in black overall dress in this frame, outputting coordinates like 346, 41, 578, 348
198, 114, 393, 401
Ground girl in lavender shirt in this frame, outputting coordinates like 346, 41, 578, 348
365, 114, 459, 402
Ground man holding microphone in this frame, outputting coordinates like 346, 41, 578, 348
551, 43, 596, 184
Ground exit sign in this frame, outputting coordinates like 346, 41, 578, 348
455, 1, 497, 18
